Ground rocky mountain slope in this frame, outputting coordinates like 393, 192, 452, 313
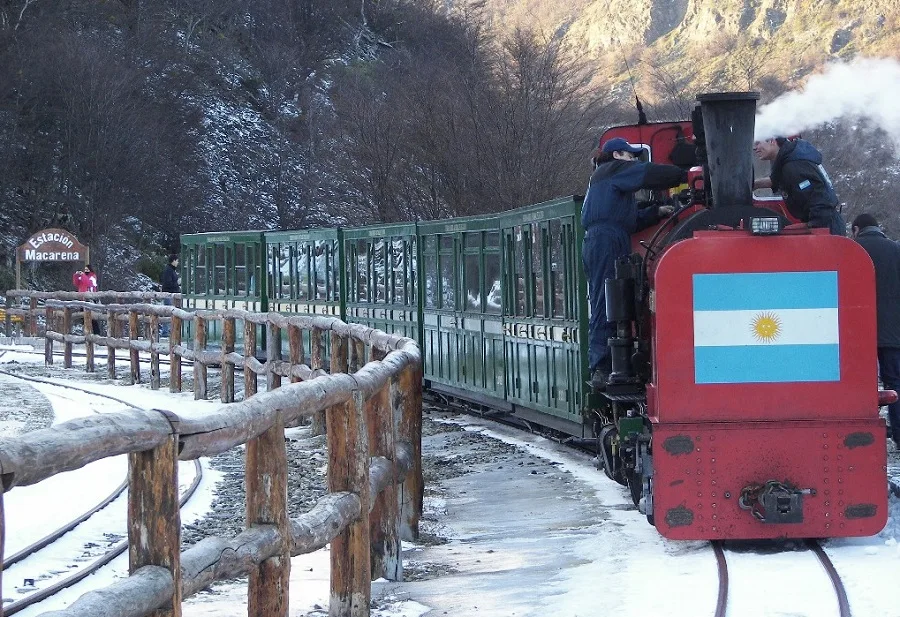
474, 0, 900, 106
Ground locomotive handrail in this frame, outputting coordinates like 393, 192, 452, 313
0, 293, 423, 617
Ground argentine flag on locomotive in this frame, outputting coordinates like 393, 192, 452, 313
692, 271, 839, 384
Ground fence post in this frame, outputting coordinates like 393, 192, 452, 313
44, 306, 54, 365
1, 488, 5, 611
150, 314, 161, 390
246, 410, 290, 617
128, 410, 182, 617
4, 293, 10, 337
84, 305, 95, 373
129, 309, 141, 384
395, 364, 423, 541
194, 315, 207, 400
310, 328, 326, 435
63, 306, 73, 369
108, 310, 118, 379
327, 333, 370, 616
367, 379, 400, 581
222, 317, 235, 403
170, 312, 182, 393
29, 297, 37, 337
244, 319, 257, 398
266, 321, 281, 392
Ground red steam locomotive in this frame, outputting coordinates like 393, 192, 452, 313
595, 92, 890, 540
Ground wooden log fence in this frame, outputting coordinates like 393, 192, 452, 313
0, 295, 423, 617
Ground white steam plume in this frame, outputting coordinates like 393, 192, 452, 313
754, 57, 900, 150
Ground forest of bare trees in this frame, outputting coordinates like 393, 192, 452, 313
0, 0, 618, 289
0, 0, 895, 290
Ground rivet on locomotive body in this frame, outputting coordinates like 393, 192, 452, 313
824, 467, 829, 472
848, 466, 854, 471
823, 444, 829, 449
825, 501, 830, 506
724, 491, 730, 498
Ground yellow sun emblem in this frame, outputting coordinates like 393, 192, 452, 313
751, 312, 782, 343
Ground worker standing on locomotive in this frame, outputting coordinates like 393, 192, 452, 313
752, 137, 846, 235
582, 137, 685, 389
851, 213, 900, 448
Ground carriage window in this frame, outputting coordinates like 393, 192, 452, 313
465, 253, 480, 312
373, 239, 386, 303
549, 220, 566, 318
531, 225, 545, 317
515, 227, 527, 316
484, 252, 501, 314
234, 243, 247, 296
356, 240, 368, 302
391, 240, 406, 304
440, 251, 455, 309
424, 253, 437, 309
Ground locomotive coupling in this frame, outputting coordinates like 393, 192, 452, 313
738, 480, 816, 524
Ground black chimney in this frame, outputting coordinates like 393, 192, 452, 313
696, 92, 760, 209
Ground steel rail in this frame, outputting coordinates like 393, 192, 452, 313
0, 375, 204, 616
711, 541, 728, 617
3, 478, 128, 570
2, 459, 203, 616
806, 539, 852, 617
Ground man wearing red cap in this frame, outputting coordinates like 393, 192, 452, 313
583, 137, 686, 389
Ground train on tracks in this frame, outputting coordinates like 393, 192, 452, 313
181, 91, 890, 541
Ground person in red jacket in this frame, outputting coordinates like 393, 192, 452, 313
72, 265, 100, 334
72, 264, 98, 292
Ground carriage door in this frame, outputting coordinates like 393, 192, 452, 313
501, 204, 585, 426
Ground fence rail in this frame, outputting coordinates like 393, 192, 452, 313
0, 291, 423, 617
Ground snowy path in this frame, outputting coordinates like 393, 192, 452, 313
3, 345, 900, 617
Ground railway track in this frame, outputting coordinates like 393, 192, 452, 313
0, 370, 204, 616
712, 539, 851, 617
429, 392, 862, 617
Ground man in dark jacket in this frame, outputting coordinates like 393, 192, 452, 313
161, 254, 180, 293
160, 254, 180, 337
852, 213, 900, 448
582, 137, 686, 388
753, 137, 845, 235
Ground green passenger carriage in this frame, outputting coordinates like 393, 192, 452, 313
180, 196, 593, 432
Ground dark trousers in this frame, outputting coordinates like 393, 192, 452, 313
161, 298, 172, 337
582, 228, 629, 373
809, 206, 846, 236
877, 346, 900, 444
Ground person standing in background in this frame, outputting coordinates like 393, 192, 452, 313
582, 137, 684, 389
73, 264, 98, 292
753, 137, 845, 235
160, 254, 180, 337
852, 213, 900, 448
72, 264, 100, 334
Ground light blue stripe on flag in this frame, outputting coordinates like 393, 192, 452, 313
695, 344, 840, 384
693, 271, 838, 311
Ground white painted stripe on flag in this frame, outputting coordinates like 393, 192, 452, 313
693, 308, 839, 347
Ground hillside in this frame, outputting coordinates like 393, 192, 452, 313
474, 0, 900, 108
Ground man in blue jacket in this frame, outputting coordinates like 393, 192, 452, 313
583, 137, 686, 389
753, 137, 846, 235
852, 213, 900, 448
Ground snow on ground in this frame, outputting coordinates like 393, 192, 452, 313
3, 345, 900, 617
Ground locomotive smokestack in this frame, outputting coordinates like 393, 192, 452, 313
696, 92, 760, 209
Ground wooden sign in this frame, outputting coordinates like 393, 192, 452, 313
17, 228, 89, 262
